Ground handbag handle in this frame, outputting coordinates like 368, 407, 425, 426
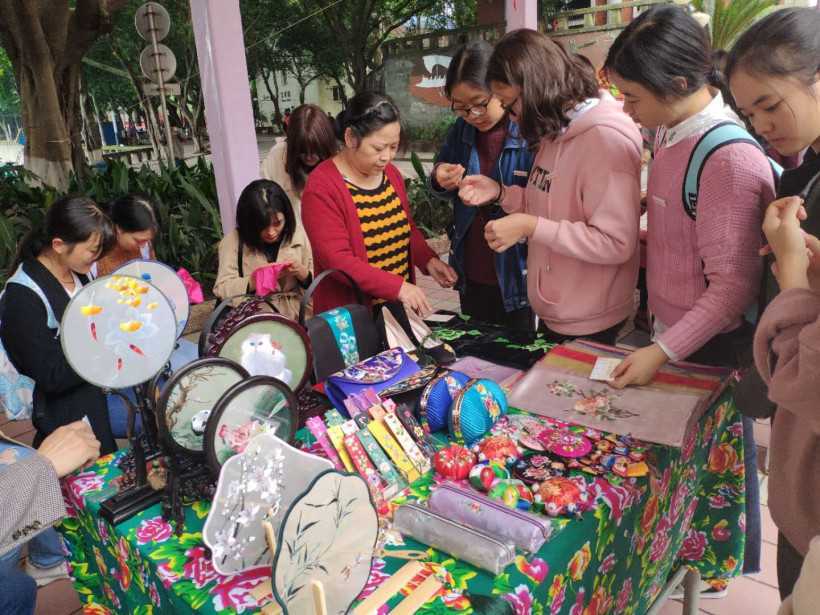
298, 268, 366, 326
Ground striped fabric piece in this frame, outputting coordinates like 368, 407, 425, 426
346, 175, 411, 284
542, 340, 730, 402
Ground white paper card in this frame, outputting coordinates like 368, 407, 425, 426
589, 358, 621, 382
424, 313, 456, 323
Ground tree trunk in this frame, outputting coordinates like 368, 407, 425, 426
260, 66, 282, 129
0, 1, 128, 189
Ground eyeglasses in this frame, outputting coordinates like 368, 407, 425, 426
499, 96, 519, 116
451, 97, 492, 118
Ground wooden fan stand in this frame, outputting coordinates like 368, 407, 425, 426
99, 383, 164, 525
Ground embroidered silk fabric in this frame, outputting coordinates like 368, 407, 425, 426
346, 175, 412, 287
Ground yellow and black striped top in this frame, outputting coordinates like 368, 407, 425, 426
346, 174, 411, 281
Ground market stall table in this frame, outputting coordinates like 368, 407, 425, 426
57, 388, 746, 615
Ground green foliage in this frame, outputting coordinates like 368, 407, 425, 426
0, 160, 222, 292
405, 115, 456, 145
692, 0, 778, 51
405, 151, 452, 238
0, 48, 20, 118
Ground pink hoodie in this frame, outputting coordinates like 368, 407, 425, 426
502, 99, 643, 335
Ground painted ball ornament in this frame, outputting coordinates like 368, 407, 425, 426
533, 476, 591, 517
432, 444, 476, 481
473, 435, 521, 464
468, 460, 510, 492
487, 479, 534, 511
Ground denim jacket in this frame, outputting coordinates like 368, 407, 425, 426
430, 117, 532, 311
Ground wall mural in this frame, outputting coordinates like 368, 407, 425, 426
408, 54, 452, 107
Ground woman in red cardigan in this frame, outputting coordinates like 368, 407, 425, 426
302, 92, 456, 315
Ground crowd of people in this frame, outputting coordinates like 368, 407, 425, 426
2, 5, 820, 614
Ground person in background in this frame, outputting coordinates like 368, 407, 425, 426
726, 6, 820, 599
431, 40, 533, 329
458, 29, 642, 345
0, 421, 100, 615
90, 194, 158, 278
214, 179, 313, 320
1, 196, 117, 454
261, 104, 339, 219
282, 108, 292, 132
302, 92, 457, 316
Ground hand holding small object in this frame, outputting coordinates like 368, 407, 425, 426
434, 163, 466, 191
760, 197, 811, 290
610, 343, 669, 389
282, 260, 310, 282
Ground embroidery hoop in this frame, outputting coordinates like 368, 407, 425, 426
213, 313, 313, 395
61, 274, 176, 389
205, 375, 299, 477
156, 357, 249, 456
113, 259, 190, 339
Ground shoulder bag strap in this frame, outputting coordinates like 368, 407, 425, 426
298, 268, 366, 326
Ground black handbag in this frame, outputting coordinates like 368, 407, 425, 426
298, 269, 381, 383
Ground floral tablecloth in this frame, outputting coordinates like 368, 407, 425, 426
58, 388, 746, 615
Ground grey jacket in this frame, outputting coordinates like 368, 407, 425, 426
0, 430, 66, 557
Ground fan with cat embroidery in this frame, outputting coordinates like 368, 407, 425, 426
212, 313, 312, 395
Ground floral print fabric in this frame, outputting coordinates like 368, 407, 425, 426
58, 389, 745, 615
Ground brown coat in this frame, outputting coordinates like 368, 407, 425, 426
213, 228, 313, 321
754, 287, 820, 556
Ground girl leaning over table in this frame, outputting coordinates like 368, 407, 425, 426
726, 7, 820, 600
430, 40, 533, 330
604, 4, 777, 589
90, 193, 158, 278
458, 29, 643, 345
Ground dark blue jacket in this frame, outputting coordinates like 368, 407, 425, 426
430, 117, 532, 311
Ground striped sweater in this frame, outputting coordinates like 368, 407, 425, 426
346, 175, 411, 282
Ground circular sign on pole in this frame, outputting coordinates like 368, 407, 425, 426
140, 44, 177, 84
135, 2, 171, 42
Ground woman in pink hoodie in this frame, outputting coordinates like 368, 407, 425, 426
459, 29, 642, 344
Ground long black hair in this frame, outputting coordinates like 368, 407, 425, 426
726, 7, 820, 87
486, 29, 598, 144
235, 179, 296, 251
445, 40, 494, 98
11, 195, 115, 273
335, 92, 406, 150
105, 194, 159, 234
604, 5, 719, 100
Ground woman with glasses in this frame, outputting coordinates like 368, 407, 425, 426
431, 41, 533, 329
302, 92, 457, 316
459, 29, 642, 345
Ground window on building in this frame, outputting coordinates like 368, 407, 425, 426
332, 86, 343, 102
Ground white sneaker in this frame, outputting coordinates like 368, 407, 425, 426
24, 560, 69, 587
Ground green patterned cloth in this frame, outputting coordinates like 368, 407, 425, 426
58, 389, 745, 614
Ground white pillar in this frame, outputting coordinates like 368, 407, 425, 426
505, 0, 539, 32
190, 0, 259, 234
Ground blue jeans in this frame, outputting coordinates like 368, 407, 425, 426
0, 527, 65, 615
0, 565, 36, 615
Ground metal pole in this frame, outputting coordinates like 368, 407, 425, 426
147, 4, 175, 165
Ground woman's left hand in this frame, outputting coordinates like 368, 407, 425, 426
484, 214, 536, 252
427, 257, 457, 288
283, 260, 310, 282
610, 343, 669, 389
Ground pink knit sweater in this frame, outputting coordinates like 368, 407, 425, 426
647, 134, 775, 359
